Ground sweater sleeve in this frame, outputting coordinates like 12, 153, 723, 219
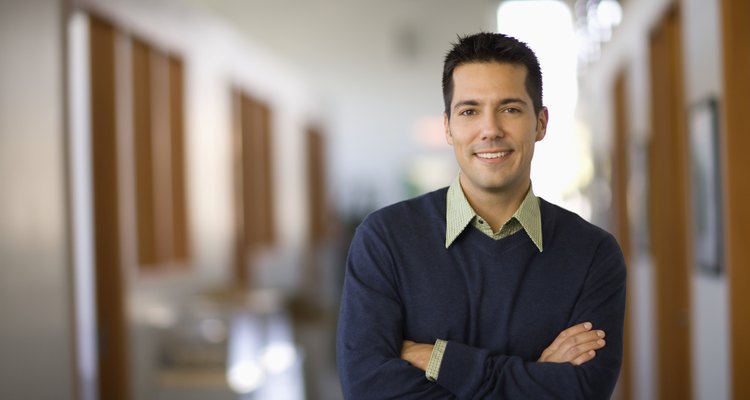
435, 234, 627, 400
336, 222, 454, 399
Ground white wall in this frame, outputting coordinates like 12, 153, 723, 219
681, 0, 730, 397
176, 0, 500, 211
0, 0, 76, 399
578, 0, 730, 399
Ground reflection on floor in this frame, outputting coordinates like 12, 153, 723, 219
145, 288, 341, 400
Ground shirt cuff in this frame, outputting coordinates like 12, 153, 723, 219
425, 339, 447, 382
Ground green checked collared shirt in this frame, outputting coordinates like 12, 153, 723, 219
445, 176, 543, 250
425, 176, 544, 382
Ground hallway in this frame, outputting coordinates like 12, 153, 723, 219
1, 0, 749, 399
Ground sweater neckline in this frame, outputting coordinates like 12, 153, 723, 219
454, 223, 534, 256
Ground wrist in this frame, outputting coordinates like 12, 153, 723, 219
425, 339, 448, 382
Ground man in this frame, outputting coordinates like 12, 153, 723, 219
336, 32, 626, 399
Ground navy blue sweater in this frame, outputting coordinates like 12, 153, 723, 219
336, 188, 626, 399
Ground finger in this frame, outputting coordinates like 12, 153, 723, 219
547, 322, 593, 350
563, 329, 605, 349
539, 323, 595, 362
548, 331, 604, 364
539, 347, 552, 361
563, 338, 606, 362
571, 349, 597, 366
555, 329, 605, 356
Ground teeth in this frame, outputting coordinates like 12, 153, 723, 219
476, 152, 509, 159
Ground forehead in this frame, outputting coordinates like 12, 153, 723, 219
451, 62, 529, 102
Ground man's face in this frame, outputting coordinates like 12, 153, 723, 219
444, 62, 547, 201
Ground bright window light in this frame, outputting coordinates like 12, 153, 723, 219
498, 0, 592, 219
261, 342, 297, 375
226, 314, 266, 394
228, 360, 265, 394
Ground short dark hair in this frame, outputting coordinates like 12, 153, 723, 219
442, 32, 543, 117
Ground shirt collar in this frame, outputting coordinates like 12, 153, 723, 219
445, 176, 543, 251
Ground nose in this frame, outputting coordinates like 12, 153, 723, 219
479, 111, 504, 140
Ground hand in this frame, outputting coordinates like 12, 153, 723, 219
538, 322, 606, 366
400, 340, 434, 371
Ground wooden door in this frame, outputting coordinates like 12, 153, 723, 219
648, 5, 692, 400
89, 14, 129, 400
611, 71, 632, 400
720, 0, 750, 397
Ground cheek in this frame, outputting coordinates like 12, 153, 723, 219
524, 142, 537, 160
452, 144, 471, 164
448, 126, 476, 146
446, 131, 454, 145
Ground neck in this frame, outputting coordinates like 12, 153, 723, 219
460, 177, 530, 232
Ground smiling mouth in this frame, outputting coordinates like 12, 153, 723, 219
475, 151, 511, 159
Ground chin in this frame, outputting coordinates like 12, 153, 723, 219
472, 179, 507, 192
482, 185, 511, 194
479, 177, 525, 194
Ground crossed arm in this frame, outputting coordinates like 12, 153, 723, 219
337, 223, 626, 399
401, 321, 608, 372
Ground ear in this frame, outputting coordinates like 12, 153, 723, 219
535, 107, 548, 142
444, 113, 453, 145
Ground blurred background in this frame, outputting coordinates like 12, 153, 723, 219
1, 0, 748, 399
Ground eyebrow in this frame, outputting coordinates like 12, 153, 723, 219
452, 97, 528, 112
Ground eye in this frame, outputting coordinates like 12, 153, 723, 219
459, 109, 477, 116
503, 107, 521, 114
